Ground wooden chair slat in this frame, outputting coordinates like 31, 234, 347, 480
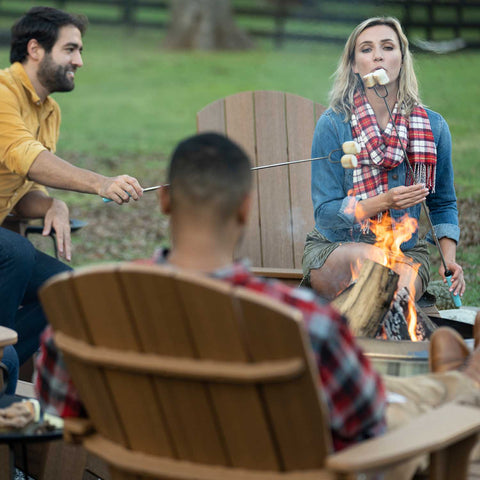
117, 265, 193, 355
285, 94, 323, 269
40, 271, 91, 340
174, 272, 281, 470
254, 91, 294, 269
101, 370, 174, 457
41, 271, 128, 444
224, 91, 262, 266
68, 268, 138, 349
235, 288, 332, 470
62, 357, 128, 445
196, 98, 226, 134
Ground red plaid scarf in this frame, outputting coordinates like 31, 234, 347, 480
351, 91, 437, 202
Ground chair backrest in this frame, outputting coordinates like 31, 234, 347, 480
39, 264, 332, 479
197, 91, 325, 273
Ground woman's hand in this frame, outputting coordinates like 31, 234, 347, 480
438, 238, 465, 298
385, 184, 429, 210
439, 261, 465, 298
357, 183, 429, 220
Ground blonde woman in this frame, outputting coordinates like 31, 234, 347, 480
303, 17, 464, 304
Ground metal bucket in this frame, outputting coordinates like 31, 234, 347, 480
357, 316, 475, 377
357, 338, 430, 376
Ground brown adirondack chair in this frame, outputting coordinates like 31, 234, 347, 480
197, 91, 325, 285
39, 263, 480, 480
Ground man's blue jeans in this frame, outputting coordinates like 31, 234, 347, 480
0, 227, 72, 369
1, 345, 19, 395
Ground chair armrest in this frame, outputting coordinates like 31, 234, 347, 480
326, 403, 480, 476
64, 417, 95, 444
250, 267, 303, 280
0, 326, 18, 348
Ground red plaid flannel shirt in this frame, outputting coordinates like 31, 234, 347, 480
209, 261, 386, 451
34, 325, 86, 418
35, 257, 386, 450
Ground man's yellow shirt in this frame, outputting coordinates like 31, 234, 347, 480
0, 62, 59, 222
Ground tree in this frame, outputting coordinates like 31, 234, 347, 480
163, 0, 253, 50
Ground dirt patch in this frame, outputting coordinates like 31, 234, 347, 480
458, 196, 480, 247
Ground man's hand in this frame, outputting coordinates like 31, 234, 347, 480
98, 175, 143, 204
43, 199, 72, 261
29, 151, 144, 203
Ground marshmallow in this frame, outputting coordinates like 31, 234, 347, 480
363, 73, 376, 88
341, 154, 358, 169
373, 68, 390, 85
342, 141, 361, 155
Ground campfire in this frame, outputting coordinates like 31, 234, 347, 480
333, 210, 436, 342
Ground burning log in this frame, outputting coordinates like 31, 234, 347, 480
380, 289, 437, 341
332, 259, 399, 337
332, 260, 438, 341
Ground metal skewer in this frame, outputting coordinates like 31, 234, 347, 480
142, 185, 166, 192
102, 184, 168, 203
251, 151, 340, 171
373, 83, 461, 306
103, 153, 342, 203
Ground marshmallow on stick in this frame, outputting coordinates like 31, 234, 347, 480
342, 141, 361, 155
373, 68, 390, 85
341, 154, 358, 169
363, 68, 390, 88
363, 72, 376, 88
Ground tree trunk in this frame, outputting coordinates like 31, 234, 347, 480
163, 0, 254, 50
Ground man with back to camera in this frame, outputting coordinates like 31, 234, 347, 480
0, 6, 144, 393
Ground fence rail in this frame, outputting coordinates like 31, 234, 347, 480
0, 0, 479, 49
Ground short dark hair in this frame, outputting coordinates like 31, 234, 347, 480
10, 7, 88, 64
168, 133, 252, 221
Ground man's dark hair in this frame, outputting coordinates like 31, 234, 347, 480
168, 133, 252, 221
10, 7, 88, 64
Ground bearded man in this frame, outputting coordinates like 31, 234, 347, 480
0, 7, 143, 393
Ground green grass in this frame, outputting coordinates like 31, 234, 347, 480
0, 19, 478, 304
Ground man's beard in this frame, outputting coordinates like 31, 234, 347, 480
37, 54, 75, 94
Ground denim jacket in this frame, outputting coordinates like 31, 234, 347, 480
311, 107, 459, 251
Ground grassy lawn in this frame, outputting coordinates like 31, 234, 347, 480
0, 18, 478, 305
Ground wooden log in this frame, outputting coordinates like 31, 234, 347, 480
332, 259, 399, 338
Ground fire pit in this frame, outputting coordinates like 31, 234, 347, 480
358, 313, 475, 376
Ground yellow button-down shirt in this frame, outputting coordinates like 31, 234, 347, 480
0, 62, 59, 222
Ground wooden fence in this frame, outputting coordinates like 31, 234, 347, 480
0, 0, 479, 49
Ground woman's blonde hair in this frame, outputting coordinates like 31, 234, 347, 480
329, 17, 421, 118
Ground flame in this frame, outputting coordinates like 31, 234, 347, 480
371, 213, 420, 341
344, 191, 421, 340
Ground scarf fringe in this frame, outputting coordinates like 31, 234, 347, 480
409, 163, 436, 193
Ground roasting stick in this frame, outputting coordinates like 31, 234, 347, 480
102, 151, 343, 202
366, 69, 461, 306
251, 150, 342, 171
